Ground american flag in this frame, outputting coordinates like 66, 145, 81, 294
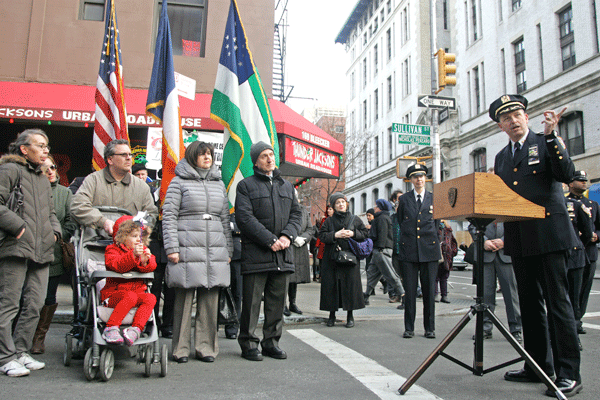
93, 0, 129, 170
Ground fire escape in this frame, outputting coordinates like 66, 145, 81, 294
273, 1, 293, 102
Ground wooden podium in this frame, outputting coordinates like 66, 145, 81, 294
400, 173, 566, 400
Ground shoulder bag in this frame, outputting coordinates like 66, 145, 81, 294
0, 167, 24, 246
332, 215, 358, 267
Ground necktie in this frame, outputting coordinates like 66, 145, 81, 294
513, 142, 521, 158
417, 194, 422, 209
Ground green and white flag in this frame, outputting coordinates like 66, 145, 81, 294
210, 0, 279, 210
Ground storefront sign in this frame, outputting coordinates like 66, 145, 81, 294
0, 106, 214, 129
284, 137, 339, 177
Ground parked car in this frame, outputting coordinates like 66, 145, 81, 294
453, 248, 469, 271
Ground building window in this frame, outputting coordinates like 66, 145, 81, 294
498, 0, 503, 22
559, 5, 576, 70
514, 38, 526, 93
374, 44, 379, 76
385, 183, 393, 200
512, 0, 521, 12
363, 149, 368, 173
472, 148, 487, 172
374, 136, 380, 167
537, 24, 545, 81
387, 76, 393, 111
402, 57, 411, 97
386, 29, 392, 62
500, 48, 507, 93
351, 72, 356, 100
473, 66, 480, 114
361, 193, 367, 213
443, 0, 449, 29
335, 125, 345, 134
388, 127, 393, 160
471, 0, 478, 41
363, 100, 368, 129
154, 0, 208, 57
362, 58, 367, 88
80, 0, 105, 21
374, 89, 379, 121
401, 6, 410, 44
372, 188, 379, 203
558, 112, 584, 156
349, 198, 355, 215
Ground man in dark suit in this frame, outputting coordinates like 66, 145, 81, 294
396, 164, 441, 339
566, 170, 600, 335
491, 94, 582, 397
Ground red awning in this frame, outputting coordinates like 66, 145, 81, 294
0, 80, 343, 154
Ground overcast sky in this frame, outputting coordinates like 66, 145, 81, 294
281, 0, 358, 115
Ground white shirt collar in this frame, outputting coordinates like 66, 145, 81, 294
414, 189, 424, 202
510, 129, 529, 151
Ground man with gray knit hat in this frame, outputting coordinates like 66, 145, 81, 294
235, 141, 302, 361
363, 199, 404, 306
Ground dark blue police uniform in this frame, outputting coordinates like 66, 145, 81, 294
494, 129, 580, 382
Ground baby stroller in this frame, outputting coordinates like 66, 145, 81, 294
64, 206, 168, 381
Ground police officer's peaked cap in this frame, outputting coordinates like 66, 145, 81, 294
572, 170, 588, 182
489, 94, 528, 122
406, 163, 428, 178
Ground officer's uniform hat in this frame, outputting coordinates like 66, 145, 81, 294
406, 163, 428, 178
489, 94, 528, 122
572, 170, 588, 182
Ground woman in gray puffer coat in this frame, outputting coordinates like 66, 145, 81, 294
162, 142, 232, 363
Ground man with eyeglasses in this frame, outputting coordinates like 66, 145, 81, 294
71, 139, 157, 235
0, 129, 61, 377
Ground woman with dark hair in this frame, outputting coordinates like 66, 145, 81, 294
30, 156, 76, 354
162, 141, 233, 363
318, 193, 367, 328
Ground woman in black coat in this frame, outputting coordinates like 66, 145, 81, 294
319, 192, 367, 328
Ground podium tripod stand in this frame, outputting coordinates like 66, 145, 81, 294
398, 173, 566, 400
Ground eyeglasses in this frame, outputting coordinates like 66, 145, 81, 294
27, 143, 50, 151
112, 153, 134, 158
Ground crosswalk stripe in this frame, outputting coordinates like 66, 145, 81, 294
582, 323, 600, 330
288, 328, 442, 400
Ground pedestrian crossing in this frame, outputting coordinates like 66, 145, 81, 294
289, 329, 442, 400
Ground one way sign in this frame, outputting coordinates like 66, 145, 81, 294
417, 95, 456, 110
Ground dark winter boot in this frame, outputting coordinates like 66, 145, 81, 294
288, 283, 303, 314
31, 303, 58, 354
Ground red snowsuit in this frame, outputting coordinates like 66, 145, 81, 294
100, 243, 157, 330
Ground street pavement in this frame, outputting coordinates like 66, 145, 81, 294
4, 267, 600, 399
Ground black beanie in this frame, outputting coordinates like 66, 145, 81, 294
250, 141, 274, 165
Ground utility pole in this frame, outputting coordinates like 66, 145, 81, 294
429, 0, 441, 184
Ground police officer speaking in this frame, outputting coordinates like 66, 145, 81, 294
491, 94, 582, 397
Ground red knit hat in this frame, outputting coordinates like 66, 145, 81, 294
112, 215, 134, 241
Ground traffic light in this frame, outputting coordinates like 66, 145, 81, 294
436, 48, 456, 94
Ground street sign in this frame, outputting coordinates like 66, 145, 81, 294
439, 107, 449, 124
392, 123, 431, 146
417, 94, 456, 110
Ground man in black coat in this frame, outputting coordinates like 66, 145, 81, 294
235, 142, 302, 362
567, 170, 600, 335
396, 164, 441, 339
491, 94, 582, 396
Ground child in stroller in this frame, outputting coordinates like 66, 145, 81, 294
100, 215, 157, 346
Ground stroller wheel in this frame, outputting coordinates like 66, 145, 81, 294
83, 348, 98, 381
160, 344, 168, 377
99, 348, 115, 382
144, 344, 153, 377
64, 334, 74, 366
